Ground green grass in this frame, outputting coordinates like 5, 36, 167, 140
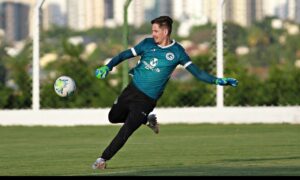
0, 124, 299, 176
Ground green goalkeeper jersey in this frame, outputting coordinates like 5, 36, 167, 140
106, 37, 217, 100
130, 38, 194, 100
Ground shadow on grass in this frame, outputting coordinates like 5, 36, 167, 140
221, 156, 300, 163
90, 165, 300, 176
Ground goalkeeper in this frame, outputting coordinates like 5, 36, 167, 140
92, 16, 238, 170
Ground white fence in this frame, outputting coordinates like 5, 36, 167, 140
1, 107, 299, 126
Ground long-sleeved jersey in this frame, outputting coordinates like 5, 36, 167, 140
106, 38, 217, 100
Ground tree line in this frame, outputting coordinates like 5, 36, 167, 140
0, 17, 299, 109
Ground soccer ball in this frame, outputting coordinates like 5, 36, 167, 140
54, 76, 76, 97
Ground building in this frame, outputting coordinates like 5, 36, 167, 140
0, 1, 30, 43
43, 1, 67, 30
288, 0, 300, 23
225, 0, 257, 27
67, 0, 104, 31
2, 0, 300, 44
295, 0, 300, 23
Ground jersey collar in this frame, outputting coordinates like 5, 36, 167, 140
157, 40, 176, 49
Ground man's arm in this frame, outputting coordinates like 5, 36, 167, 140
186, 63, 238, 87
106, 49, 134, 71
96, 38, 148, 79
95, 49, 134, 79
186, 63, 217, 84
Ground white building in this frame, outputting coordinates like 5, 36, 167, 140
43, 0, 67, 30
67, 0, 104, 31
288, 0, 300, 23
173, 0, 207, 36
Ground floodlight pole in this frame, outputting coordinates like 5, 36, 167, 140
122, 0, 132, 89
216, 0, 225, 108
33, 0, 45, 111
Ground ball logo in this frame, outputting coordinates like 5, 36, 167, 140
144, 58, 160, 72
166, 52, 175, 61
150, 58, 158, 67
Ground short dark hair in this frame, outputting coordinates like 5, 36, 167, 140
151, 16, 173, 35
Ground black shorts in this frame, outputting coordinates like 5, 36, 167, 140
108, 82, 157, 124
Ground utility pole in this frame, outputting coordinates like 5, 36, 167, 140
122, 0, 132, 89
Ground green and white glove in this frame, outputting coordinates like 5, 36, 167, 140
95, 66, 110, 79
215, 78, 238, 87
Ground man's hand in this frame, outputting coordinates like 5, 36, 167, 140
215, 78, 238, 87
95, 66, 110, 79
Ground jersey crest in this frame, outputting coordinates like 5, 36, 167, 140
166, 52, 175, 61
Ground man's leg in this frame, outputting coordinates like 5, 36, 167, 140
108, 102, 128, 124
147, 114, 159, 134
92, 110, 138, 170
92, 112, 157, 170
107, 84, 133, 124
100, 110, 146, 161
93, 83, 156, 169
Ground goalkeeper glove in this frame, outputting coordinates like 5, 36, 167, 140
95, 66, 110, 79
215, 78, 238, 87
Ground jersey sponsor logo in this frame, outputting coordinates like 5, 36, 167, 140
166, 52, 175, 61
143, 58, 161, 73
150, 58, 158, 67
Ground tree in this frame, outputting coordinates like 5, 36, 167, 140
3, 41, 32, 109
40, 40, 120, 108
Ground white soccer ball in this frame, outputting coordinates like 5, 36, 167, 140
54, 76, 76, 97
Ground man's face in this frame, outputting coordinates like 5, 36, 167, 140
152, 23, 168, 45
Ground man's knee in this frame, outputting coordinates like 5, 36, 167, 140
108, 110, 118, 123
108, 109, 126, 124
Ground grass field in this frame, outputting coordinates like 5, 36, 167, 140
0, 124, 299, 176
